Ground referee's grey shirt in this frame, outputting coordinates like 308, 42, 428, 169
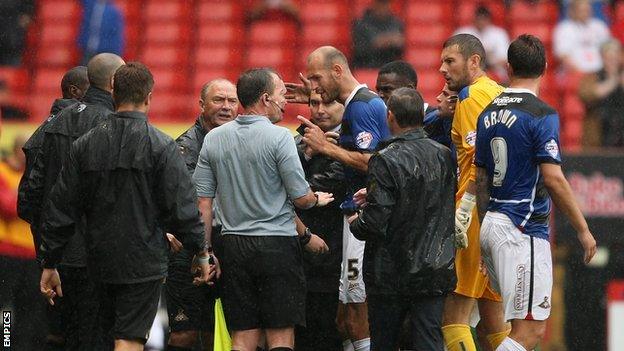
193, 115, 310, 237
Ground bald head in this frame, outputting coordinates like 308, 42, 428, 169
308, 46, 350, 71
87, 53, 125, 91
200, 78, 235, 101
61, 66, 89, 99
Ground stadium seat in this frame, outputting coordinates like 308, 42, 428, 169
301, 1, 348, 23
151, 68, 186, 91
406, 47, 441, 70
197, 24, 240, 45
38, 0, 79, 22
39, 24, 77, 45
197, 1, 241, 22
511, 23, 552, 47
37, 45, 76, 67
145, 23, 190, 44
144, 1, 191, 22
302, 23, 349, 48
0, 67, 29, 93
33, 69, 67, 93
406, 24, 452, 46
405, 1, 453, 24
194, 47, 235, 68
141, 45, 188, 68
509, 1, 559, 23
353, 69, 379, 89
148, 92, 189, 120
416, 71, 445, 94
248, 22, 298, 45
245, 46, 295, 72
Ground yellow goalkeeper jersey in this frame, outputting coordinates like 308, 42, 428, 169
451, 75, 503, 202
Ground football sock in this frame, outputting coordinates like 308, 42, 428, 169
496, 337, 527, 351
343, 339, 355, 351
442, 324, 477, 351
487, 329, 511, 349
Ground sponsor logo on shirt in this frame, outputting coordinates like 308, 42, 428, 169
356, 131, 373, 149
76, 104, 87, 112
465, 130, 477, 146
538, 296, 551, 309
545, 139, 559, 158
493, 96, 523, 105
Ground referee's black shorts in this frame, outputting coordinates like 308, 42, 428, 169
220, 234, 306, 331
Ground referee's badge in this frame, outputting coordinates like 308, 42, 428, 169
545, 139, 559, 158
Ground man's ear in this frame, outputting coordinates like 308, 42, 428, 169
110, 76, 115, 90
470, 54, 482, 70
145, 92, 152, 107
506, 62, 513, 78
332, 63, 343, 78
199, 99, 205, 113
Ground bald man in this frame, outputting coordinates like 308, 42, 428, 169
292, 46, 390, 351
17, 65, 89, 350
32, 52, 125, 351
166, 79, 238, 351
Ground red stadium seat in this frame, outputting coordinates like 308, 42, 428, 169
511, 23, 553, 47
301, 1, 348, 23
248, 22, 298, 45
38, 0, 79, 22
353, 69, 379, 89
406, 24, 452, 46
509, 1, 559, 23
194, 47, 235, 68
0, 67, 29, 93
405, 1, 453, 24
245, 46, 295, 70
30, 93, 59, 120
148, 92, 189, 120
417, 71, 446, 95
406, 47, 441, 70
144, 1, 191, 22
197, 24, 240, 45
197, 1, 241, 22
302, 23, 350, 48
151, 68, 186, 91
145, 23, 190, 44
140, 45, 189, 68
37, 45, 77, 67
39, 24, 77, 45
33, 69, 67, 93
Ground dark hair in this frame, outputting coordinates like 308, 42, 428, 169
508, 34, 546, 78
475, 5, 491, 18
387, 87, 424, 128
443, 33, 487, 70
112, 62, 154, 106
236, 68, 279, 109
378, 61, 418, 87
61, 66, 88, 98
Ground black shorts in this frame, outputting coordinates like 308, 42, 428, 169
97, 278, 163, 343
220, 235, 306, 331
166, 246, 218, 332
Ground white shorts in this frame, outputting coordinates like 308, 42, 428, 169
480, 212, 553, 322
338, 216, 367, 304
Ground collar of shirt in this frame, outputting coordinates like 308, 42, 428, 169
84, 86, 115, 111
504, 87, 537, 96
344, 83, 368, 108
235, 114, 272, 125
378, 127, 427, 149
116, 110, 147, 119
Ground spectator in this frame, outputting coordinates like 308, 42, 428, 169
0, 0, 34, 65
0, 80, 28, 120
579, 39, 624, 147
78, 0, 125, 64
454, 5, 510, 80
352, 0, 405, 68
0, 134, 47, 350
246, 0, 300, 24
553, 0, 611, 73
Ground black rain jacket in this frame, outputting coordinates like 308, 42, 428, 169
350, 128, 457, 296
41, 111, 205, 284
294, 124, 346, 293
26, 87, 114, 266
18, 98, 80, 224
176, 117, 207, 174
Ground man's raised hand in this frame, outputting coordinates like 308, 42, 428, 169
285, 73, 312, 104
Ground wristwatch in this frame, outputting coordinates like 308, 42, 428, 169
300, 227, 312, 246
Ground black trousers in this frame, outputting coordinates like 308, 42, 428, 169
368, 294, 445, 351
295, 291, 341, 351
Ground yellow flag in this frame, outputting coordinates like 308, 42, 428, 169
214, 298, 232, 351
